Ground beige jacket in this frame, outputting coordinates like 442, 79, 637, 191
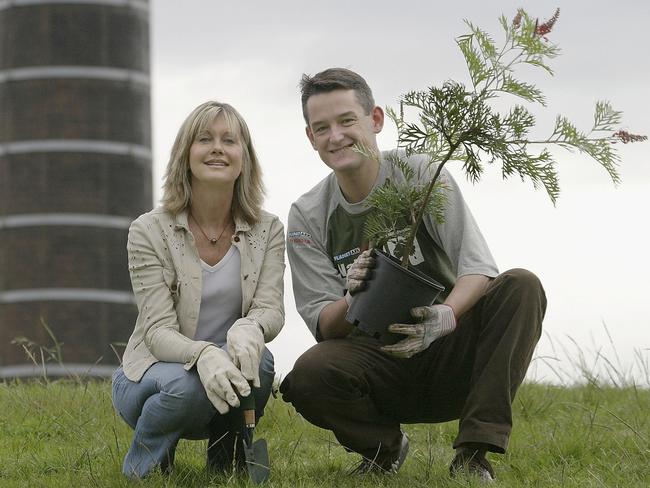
122, 207, 285, 382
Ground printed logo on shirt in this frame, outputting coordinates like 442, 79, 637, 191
288, 230, 313, 246
384, 241, 425, 266
335, 241, 425, 278
333, 247, 361, 263
333, 247, 362, 278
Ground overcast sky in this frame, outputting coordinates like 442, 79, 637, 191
150, 0, 650, 385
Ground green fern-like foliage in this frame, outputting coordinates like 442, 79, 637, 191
363, 7, 645, 267
363, 154, 448, 260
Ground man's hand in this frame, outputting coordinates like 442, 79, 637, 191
197, 345, 251, 414
381, 304, 456, 358
345, 250, 375, 298
226, 321, 265, 387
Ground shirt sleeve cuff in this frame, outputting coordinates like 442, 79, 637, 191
183, 341, 216, 371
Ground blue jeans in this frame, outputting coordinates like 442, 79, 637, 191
112, 348, 275, 478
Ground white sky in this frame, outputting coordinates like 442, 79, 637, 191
150, 0, 650, 385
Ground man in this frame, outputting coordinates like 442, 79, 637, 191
280, 67, 546, 482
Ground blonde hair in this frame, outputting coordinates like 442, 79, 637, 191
161, 101, 265, 224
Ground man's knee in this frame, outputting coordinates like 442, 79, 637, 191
499, 268, 546, 307
281, 346, 323, 398
503, 267, 541, 287
483, 268, 547, 339
281, 341, 355, 402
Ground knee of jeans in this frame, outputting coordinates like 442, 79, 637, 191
111, 367, 137, 428
260, 346, 275, 375
260, 346, 275, 373
254, 349, 275, 416
164, 370, 211, 410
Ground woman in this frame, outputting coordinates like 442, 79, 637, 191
112, 101, 285, 479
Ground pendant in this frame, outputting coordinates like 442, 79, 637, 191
209, 238, 218, 245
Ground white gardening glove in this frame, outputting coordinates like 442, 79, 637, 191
345, 250, 375, 304
381, 304, 456, 358
226, 321, 265, 388
197, 345, 251, 414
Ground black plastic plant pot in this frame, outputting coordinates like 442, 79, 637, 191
345, 249, 445, 344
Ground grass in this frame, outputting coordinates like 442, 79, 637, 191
1, 378, 649, 487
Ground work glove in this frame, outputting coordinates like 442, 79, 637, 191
381, 304, 456, 358
226, 320, 265, 388
345, 250, 375, 301
197, 345, 251, 414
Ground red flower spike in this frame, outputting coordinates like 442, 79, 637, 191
535, 8, 560, 38
613, 131, 648, 144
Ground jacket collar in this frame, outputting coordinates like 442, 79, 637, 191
174, 208, 251, 234
174, 209, 190, 231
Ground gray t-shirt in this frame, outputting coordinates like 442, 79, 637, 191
193, 245, 242, 346
287, 151, 498, 339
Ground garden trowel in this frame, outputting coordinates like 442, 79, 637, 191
239, 387, 270, 484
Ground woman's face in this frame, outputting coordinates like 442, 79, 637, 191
188, 115, 244, 189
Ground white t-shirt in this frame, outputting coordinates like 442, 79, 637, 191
193, 245, 242, 346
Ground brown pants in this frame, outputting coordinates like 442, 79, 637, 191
280, 268, 546, 462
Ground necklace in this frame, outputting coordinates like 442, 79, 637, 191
189, 212, 230, 245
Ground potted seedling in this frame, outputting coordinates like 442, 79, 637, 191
346, 8, 646, 343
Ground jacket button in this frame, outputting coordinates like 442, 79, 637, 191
234, 236, 240, 242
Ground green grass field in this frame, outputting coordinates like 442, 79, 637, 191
1, 378, 649, 487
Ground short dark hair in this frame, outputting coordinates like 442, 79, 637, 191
300, 67, 375, 125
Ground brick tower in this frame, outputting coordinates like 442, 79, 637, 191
0, 0, 152, 377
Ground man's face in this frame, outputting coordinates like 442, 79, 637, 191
305, 89, 383, 173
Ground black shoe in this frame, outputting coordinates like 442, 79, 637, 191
449, 447, 495, 483
349, 432, 409, 475
207, 428, 245, 474
160, 447, 175, 475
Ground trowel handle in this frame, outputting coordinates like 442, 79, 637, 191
240, 382, 256, 429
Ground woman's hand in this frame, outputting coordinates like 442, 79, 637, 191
226, 321, 265, 387
196, 345, 251, 414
